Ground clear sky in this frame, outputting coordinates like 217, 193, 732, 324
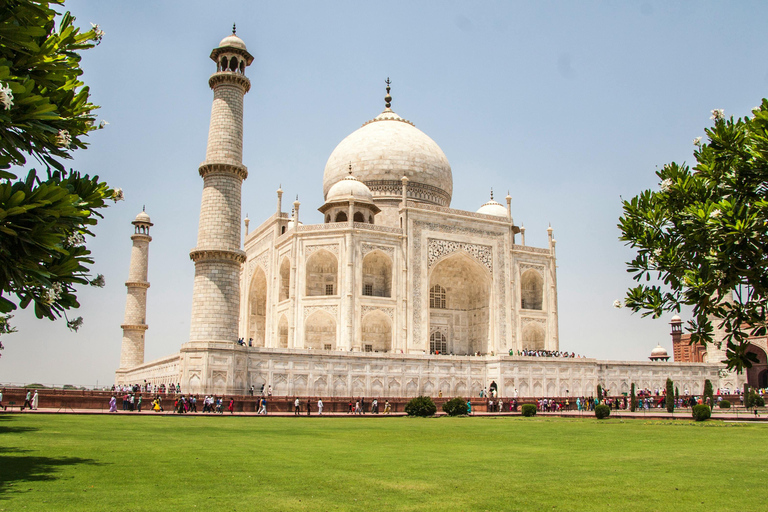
2, 1, 767, 387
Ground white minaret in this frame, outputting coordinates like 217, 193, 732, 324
119, 209, 153, 369
188, 27, 253, 345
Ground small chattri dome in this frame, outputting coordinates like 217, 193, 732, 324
650, 344, 668, 357
670, 314, 682, 323
134, 211, 151, 223
326, 173, 374, 204
476, 191, 508, 218
218, 34, 246, 51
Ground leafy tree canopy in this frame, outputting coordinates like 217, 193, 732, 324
0, 1, 119, 355
619, 102, 768, 372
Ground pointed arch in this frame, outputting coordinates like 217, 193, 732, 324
361, 310, 392, 353
522, 323, 545, 350
279, 257, 290, 301
305, 249, 338, 296
248, 266, 267, 346
428, 251, 491, 355
362, 250, 392, 297
304, 310, 336, 350
521, 269, 543, 310
278, 314, 288, 348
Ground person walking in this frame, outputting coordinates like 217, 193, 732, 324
306, 399, 311, 416
294, 397, 300, 415
467, 400, 472, 415
31, 390, 39, 410
259, 397, 267, 415
317, 398, 323, 415
384, 400, 391, 414
0, 388, 5, 411
109, 395, 118, 413
228, 398, 234, 415
22, 390, 32, 411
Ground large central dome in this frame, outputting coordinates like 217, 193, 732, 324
323, 107, 453, 207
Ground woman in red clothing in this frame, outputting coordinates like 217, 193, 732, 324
228, 398, 234, 414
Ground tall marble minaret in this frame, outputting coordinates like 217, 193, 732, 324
119, 209, 153, 369
188, 27, 253, 344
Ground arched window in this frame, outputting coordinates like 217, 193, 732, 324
281, 226, 286, 234
522, 323, 545, 350
353, 212, 365, 223
362, 250, 392, 297
219, 57, 226, 71
429, 285, 446, 309
521, 270, 543, 310
335, 211, 347, 222
305, 249, 338, 296
430, 331, 447, 354
229, 56, 238, 71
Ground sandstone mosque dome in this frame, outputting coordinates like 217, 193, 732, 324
476, 191, 508, 218
322, 80, 453, 207
326, 171, 374, 203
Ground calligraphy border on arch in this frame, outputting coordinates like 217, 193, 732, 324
427, 239, 493, 275
361, 305, 394, 319
303, 304, 339, 319
306, 244, 339, 256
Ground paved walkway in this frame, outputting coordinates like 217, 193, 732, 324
3, 407, 766, 421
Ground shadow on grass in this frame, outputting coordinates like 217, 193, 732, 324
0, 417, 102, 499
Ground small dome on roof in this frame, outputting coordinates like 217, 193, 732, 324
671, 314, 682, 323
218, 33, 246, 50
651, 344, 668, 357
326, 173, 374, 203
476, 191, 508, 218
134, 211, 151, 223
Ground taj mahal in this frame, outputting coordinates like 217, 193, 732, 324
114, 29, 745, 397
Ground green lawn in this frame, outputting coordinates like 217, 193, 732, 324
0, 414, 765, 511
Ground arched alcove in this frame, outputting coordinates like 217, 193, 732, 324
522, 322, 545, 350
428, 252, 491, 355
362, 250, 392, 297
746, 345, 768, 388
305, 250, 338, 296
279, 257, 290, 301
304, 310, 336, 350
361, 310, 392, 353
278, 314, 288, 348
248, 267, 267, 346
521, 270, 543, 310
335, 211, 347, 222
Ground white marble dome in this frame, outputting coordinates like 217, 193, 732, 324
477, 198, 508, 218
134, 211, 151, 223
218, 34, 246, 50
650, 345, 669, 358
326, 174, 374, 203
323, 108, 453, 206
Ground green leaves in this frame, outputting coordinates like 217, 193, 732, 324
619, 102, 768, 372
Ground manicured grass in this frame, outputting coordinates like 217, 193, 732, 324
0, 414, 765, 511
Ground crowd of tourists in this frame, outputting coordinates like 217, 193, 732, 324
512, 349, 582, 358
112, 382, 182, 395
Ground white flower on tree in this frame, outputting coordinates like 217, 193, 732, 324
710, 109, 725, 121
0, 82, 13, 110
43, 282, 64, 305
693, 137, 702, 146
710, 209, 722, 219
90, 23, 104, 44
659, 178, 673, 193
112, 188, 124, 202
90, 274, 105, 288
65, 232, 85, 247
613, 299, 623, 309
56, 129, 71, 148
99, 120, 109, 129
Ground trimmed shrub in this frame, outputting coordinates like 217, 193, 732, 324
405, 396, 437, 417
595, 404, 611, 419
521, 404, 536, 417
630, 383, 637, 412
442, 397, 468, 416
665, 378, 675, 413
691, 404, 711, 421
596, 384, 602, 400
718, 400, 731, 409
703, 379, 714, 407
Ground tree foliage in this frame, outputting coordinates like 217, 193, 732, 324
619, 102, 768, 371
0, 1, 117, 350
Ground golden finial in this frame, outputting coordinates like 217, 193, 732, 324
385, 77, 392, 109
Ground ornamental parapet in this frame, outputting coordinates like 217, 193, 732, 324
121, 323, 148, 331
189, 248, 246, 263
124, 281, 150, 289
368, 180, 451, 207
208, 72, 251, 92
130, 234, 152, 242
198, 162, 248, 180
294, 222, 403, 235
511, 244, 551, 255
406, 201, 512, 223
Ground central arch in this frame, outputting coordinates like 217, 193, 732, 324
362, 250, 392, 297
248, 267, 267, 346
522, 322, 545, 350
305, 249, 338, 296
428, 251, 491, 355
746, 344, 768, 389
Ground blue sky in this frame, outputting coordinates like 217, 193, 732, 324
2, 1, 767, 387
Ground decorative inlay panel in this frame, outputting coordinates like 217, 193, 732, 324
361, 243, 395, 257
303, 304, 338, 319
306, 244, 339, 256
361, 305, 394, 319
427, 239, 492, 275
